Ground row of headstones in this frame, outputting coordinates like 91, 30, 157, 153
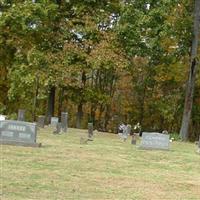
118, 124, 136, 144
118, 124, 170, 150
123, 127, 200, 152
18, 109, 67, 130
1, 110, 200, 151
18, 109, 94, 139
0, 109, 94, 147
0, 109, 68, 147
17, 109, 68, 134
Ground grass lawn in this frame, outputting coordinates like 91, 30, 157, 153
1, 127, 200, 200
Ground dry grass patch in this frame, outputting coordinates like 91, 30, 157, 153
1, 127, 200, 200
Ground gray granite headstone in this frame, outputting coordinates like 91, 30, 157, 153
61, 112, 68, 133
88, 123, 93, 138
53, 122, 62, 134
131, 134, 136, 145
197, 136, 200, 154
126, 124, 132, 135
0, 120, 41, 147
198, 136, 200, 149
50, 117, 59, 126
139, 132, 170, 150
122, 125, 129, 141
18, 109, 25, 121
37, 115, 45, 128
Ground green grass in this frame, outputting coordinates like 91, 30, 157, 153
1, 127, 200, 200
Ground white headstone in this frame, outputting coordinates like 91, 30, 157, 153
0, 115, 6, 121
50, 117, 59, 126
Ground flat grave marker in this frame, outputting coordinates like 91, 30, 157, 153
139, 132, 170, 150
0, 120, 41, 147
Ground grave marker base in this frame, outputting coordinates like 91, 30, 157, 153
0, 140, 42, 148
138, 146, 169, 151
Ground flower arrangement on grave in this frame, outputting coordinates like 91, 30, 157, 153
133, 122, 141, 133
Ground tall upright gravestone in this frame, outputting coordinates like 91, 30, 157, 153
0, 120, 41, 147
126, 124, 132, 135
18, 109, 25, 121
88, 123, 93, 139
53, 122, 62, 134
198, 136, 200, 149
37, 115, 45, 128
196, 136, 200, 154
61, 112, 68, 133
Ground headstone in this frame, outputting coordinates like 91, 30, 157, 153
61, 112, 68, 133
18, 109, 25, 121
53, 122, 62, 134
37, 115, 45, 128
88, 123, 93, 138
50, 117, 59, 126
198, 136, 200, 149
122, 125, 129, 141
162, 130, 168, 134
131, 134, 137, 145
197, 136, 200, 154
139, 132, 170, 150
0, 120, 41, 147
0, 115, 6, 121
126, 124, 132, 135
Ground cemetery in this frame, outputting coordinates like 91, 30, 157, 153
1, 111, 200, 199
1, 0, 200, 199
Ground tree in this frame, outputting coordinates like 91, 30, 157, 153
180, 0, 200, 141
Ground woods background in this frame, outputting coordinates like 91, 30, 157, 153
0, 0, 199, 140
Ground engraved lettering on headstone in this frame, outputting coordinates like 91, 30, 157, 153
0, 120, 39, 146
8, 125, 26, 132
19, 133, 31, 139
1, 131, 14, 137
140, 132, 170, 150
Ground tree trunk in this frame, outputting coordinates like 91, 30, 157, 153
76, 103, 83, 128
58, 87, 64, 122
97, 104, 105, 131
180, 0, 200, 141
47, 86, 56, 124
103, 104, 111, 131
90, 103, 97, 125
32, 75, 39, 122
138, 85, 146, 126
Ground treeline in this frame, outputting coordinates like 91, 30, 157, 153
0, 0, 199, 140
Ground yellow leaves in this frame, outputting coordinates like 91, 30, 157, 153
154, 61, 188, 84
87, 32, 128, 70
160, 37, 178, 53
